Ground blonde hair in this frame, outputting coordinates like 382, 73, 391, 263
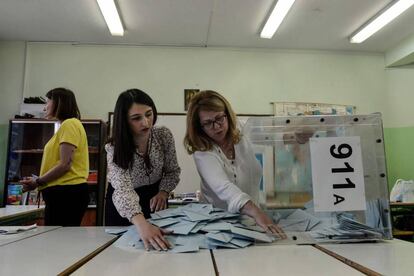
184, 90, 241, 154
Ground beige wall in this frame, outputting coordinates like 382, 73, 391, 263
23, 43, 387, 122
0, 41, 25, 124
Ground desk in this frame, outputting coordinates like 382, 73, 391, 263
0, 226, 60, 247
72, 245, 215, 276
0, 227, 117, 276
0, 205, 44, 225
316, 239, 414, 276
212, 244, 364, 275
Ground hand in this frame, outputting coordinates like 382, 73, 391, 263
19, 177, 38, 192
134, 215, 172, 251
253, 211, 287, 239
241, 201, 286, 239
150, 191, 169, 212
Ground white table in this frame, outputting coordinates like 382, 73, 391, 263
213, 244, 364, 276
0, 205, 44, 223
0, 227, 117, 276
72, 245, 215, 276
317, 239, 414, 276
0, 226, 60, 247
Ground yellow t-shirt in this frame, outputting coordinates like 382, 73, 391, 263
39, 118, 89, 190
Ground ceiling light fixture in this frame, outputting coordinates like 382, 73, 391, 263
350, 0, 414, 43
260, 0, 296, 39
97, 0, 124, 36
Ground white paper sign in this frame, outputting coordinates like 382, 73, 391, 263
310, 136, 366, 212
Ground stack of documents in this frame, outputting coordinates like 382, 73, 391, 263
277, 209, 321, 232
0, 224, 37, 235
310, 213, 383, 242
113, 203, 277, 253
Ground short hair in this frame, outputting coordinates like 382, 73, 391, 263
184, 90, 240, 154
111, 89, 158, 170
45, 87, 81, 120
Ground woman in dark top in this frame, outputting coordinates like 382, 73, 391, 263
105, 89, 181, 251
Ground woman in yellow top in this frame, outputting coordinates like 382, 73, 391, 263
20, 88, 89, 226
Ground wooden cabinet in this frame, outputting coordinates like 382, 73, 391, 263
390, 202, 414, 241
3, 119, 106, 225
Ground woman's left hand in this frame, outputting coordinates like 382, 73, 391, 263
19, 177, 38, 192
150, 191, 169, 212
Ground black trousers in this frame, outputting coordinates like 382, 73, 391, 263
42, 183, 89, 226
105, 181, 163, 226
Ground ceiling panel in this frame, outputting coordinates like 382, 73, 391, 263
0, 0, 413, 52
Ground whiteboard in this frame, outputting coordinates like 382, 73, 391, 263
157, 114, 200, 194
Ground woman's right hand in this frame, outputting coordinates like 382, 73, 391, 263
19, 177, 38, 192
133, 214, 172, 251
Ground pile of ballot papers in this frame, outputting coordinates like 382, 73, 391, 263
266, 199, 388, 243
113, 203, 278, 253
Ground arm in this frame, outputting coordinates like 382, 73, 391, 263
150, 127, 181, 212
106, 144, 143, 220
193, 151, 251, 213
20, 142, 75, 191
106, 144, 171, 250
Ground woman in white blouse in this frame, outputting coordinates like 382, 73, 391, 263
184, 90, 284, 236
105, 89, 181, 251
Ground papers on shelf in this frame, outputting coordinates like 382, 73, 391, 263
0, 224, 37, 235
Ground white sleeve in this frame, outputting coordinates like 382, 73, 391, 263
193, 151, 251, 213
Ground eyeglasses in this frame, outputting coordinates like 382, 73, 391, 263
201, 114, 227, 130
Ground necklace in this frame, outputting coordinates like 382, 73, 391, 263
218, 141, 235, 160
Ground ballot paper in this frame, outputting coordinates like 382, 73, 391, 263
0, 224, 37, 235
105, 228, 128, 235
113, 204, 277, 253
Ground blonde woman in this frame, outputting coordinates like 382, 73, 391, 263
184, 90, 284, 237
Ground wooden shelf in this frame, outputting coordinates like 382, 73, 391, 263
12, 148, 100, 154
393, 230, 414, 236
390, 202, 414, 207
12, 149, 44, 153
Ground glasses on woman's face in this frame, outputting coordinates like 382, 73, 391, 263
201, 114, 227, 130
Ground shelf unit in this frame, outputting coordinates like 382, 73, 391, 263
2, 119, 107, 226
390, 202, 414, 241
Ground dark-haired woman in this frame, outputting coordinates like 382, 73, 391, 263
20, 88, 89, 226
105, 89, 180, 251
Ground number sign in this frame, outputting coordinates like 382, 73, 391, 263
310, 137, 366, 212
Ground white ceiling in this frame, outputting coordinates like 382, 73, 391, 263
1, 0, 414, 53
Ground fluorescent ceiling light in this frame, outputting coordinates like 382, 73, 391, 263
97, 0, 124, 36
260, 0, 296, 39
350, 0, 414, 43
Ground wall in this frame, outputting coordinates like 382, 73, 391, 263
1, 42, 390, 195
23, 43, 387, 119
384, 67, 414, 187
0, 41, 26, 205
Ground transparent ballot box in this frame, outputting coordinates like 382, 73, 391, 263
244, 114, 392, 243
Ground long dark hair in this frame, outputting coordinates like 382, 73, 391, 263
110, 89, 158, 170
46, 87, 81, 120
